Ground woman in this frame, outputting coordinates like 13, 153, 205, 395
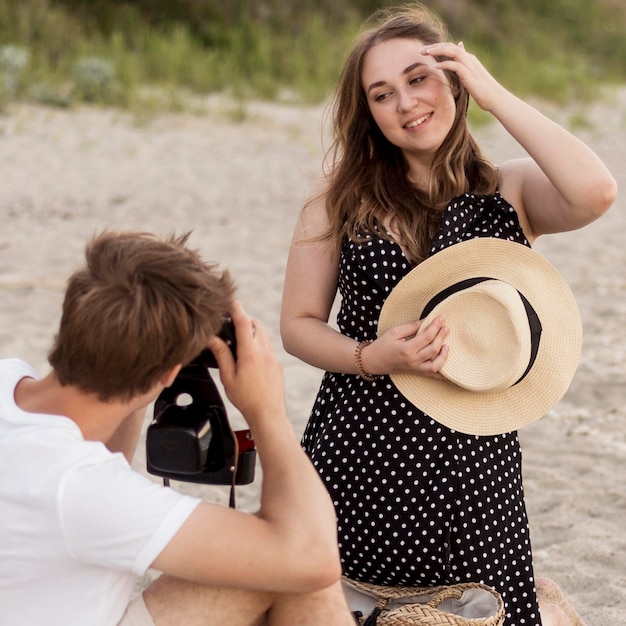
280, 4, 616, 625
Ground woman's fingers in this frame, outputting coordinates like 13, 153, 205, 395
377, 317, 449, 377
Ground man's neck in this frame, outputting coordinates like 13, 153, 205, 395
13, 372, 145, 444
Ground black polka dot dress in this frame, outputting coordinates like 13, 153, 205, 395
301, 193, 543, 625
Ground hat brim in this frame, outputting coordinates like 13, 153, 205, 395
378, 238, 582, 436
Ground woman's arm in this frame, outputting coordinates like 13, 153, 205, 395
280, 193, 357, 373
491, 93, 616, 240
424, 42, 617, 242
280, 189, 449, 378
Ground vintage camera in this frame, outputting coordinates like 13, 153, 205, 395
146, 320, 256, 488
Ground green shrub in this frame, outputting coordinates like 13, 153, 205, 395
0, 44, 29, 98
0, 0, 623, 113
71, 56, 115, 103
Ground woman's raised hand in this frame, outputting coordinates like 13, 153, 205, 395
421, 41, 506, 113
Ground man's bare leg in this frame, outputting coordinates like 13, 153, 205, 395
144, 574, 355, 626
268, 580, 355, 626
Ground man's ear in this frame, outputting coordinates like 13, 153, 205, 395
160, 364, 182, 388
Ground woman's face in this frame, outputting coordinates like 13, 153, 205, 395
361, 37, 458, 171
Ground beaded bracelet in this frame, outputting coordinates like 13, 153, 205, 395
354, 340, 379, 382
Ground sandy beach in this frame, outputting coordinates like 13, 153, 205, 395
0, 93, 624, 624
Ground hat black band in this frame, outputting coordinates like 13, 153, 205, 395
420, 277, 542, 386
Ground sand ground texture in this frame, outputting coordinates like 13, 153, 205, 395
0, 93, 624, 624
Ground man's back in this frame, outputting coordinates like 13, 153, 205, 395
0, 358, 200, 626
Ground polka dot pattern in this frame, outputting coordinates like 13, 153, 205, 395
302, 193, 541, 625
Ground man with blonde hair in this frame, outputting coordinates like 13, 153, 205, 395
0, 231, 354, 626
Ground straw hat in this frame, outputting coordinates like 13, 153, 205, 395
378, 238, 582, 435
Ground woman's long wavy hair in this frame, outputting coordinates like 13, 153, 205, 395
317, 4, 498, 265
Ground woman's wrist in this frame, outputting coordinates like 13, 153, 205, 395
354, 340, 381, 382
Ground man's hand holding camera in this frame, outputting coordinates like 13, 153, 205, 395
208, 302, 288, 436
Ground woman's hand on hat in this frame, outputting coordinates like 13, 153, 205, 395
363, 317, 449, 378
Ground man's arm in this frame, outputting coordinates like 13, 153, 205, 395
151, 302, 342, 594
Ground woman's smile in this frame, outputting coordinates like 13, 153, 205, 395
404, 112, 433, 129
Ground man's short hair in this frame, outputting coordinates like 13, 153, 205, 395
48, 231, 234, 401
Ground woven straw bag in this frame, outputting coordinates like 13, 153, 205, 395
343, 577, 505, 626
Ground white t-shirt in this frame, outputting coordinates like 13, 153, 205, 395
0, 359, 202, 626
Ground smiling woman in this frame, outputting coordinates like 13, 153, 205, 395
280, 3, 616, 626
361, 38, 458, 183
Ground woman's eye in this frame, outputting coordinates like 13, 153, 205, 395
410, 75, 426, 86
374, 92, 391, 102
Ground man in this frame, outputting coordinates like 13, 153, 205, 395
0, 231, 354, 626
